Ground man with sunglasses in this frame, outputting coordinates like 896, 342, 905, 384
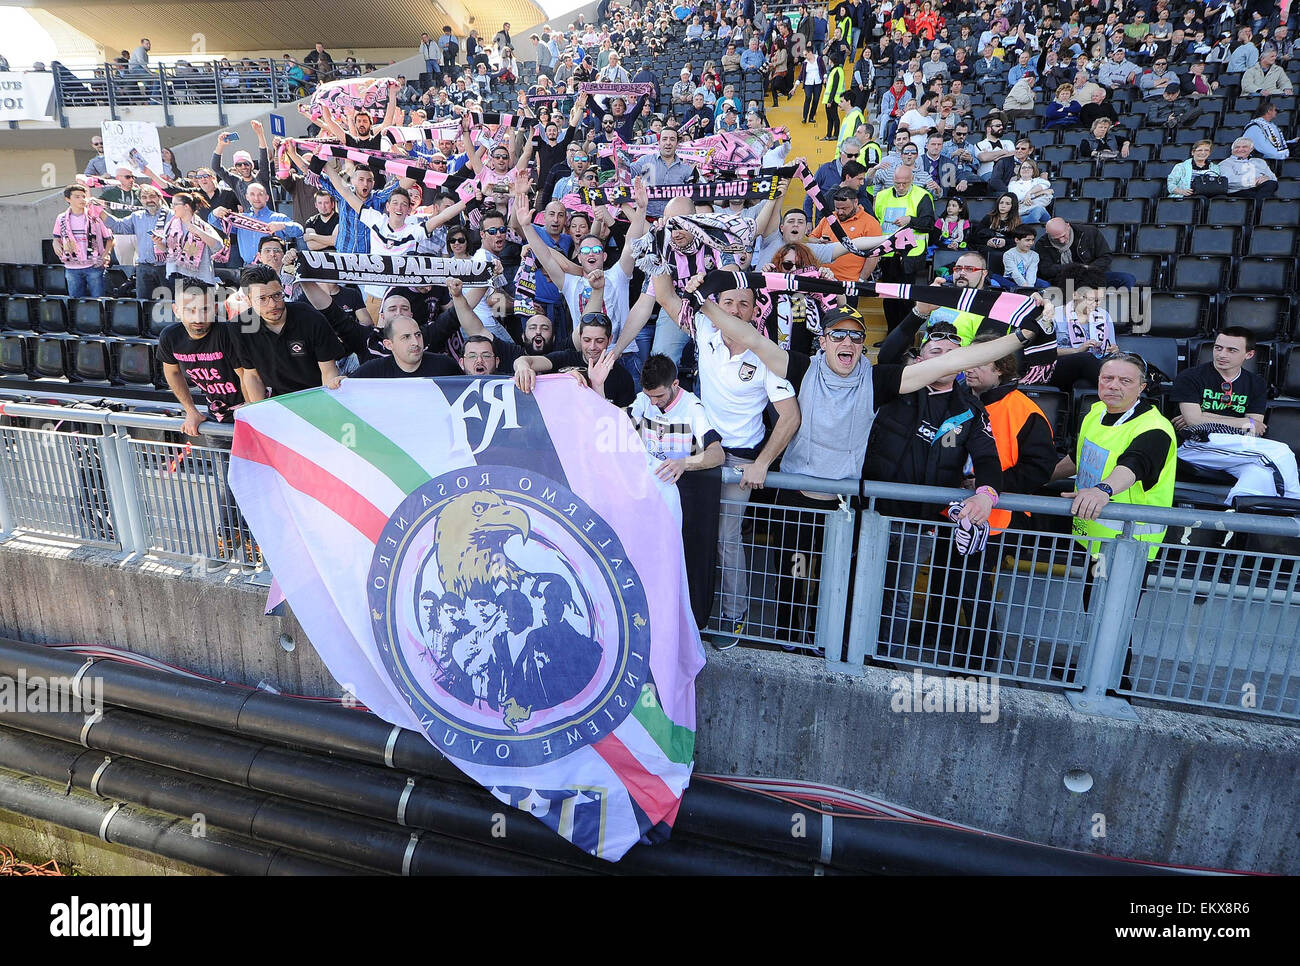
803, 137, 873, 219
84, 134, 108, 179
211, 124, 273, 214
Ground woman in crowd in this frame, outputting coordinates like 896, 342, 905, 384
767, 34, 791, 107
933, 196, 971, 274
971, 192, 1022, 275
1044, 82, 1081, 128
1166, 139, 1222, 198
1079, 115, 1130, 159
161, 192, 225, 286
798, 47, 826, 125
1008, 160, 1055, 224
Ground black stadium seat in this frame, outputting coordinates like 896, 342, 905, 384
1220, 296, 1290, 341
3, 296, 36, 332
6, 264, 40, 294
37, 299, 69, 333
1146, 292, 1208, 337
42, 264, 67, 296
33, 338, 69, 380
1247, 227, 1298, 258
1110, 253, 1161, 289
1235, 257, 1292, 294
72, 298, 106, 335
1103, 197, 1146, 224
1117, 336, 1179, 389
1190, 225, 1240, 255
1205, 197, 1252, 226
73, 340, 112, 384
1278, 347, 1300, 400
0, 333, 27, 376
1126, 179, 1165, 202
1171, 255, 1230, 294
146, 301, 174, 338
1154, 197, 1201, 226
1259, 199, 1300, 225
115, 343, 155, 388
1263, 404, 1300, 457
109, 300, 144, 338
1052, 199, 1092, 222
1134, 224, 1184, 255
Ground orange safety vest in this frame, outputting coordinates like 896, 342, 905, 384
983, 388, 1051, 533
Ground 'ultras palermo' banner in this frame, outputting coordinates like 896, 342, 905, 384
228, 377, 704, 860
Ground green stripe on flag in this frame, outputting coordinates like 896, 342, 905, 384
275, 391, 431, 494
633, 685, 695, 765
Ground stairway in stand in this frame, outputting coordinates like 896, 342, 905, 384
764, 81, 888, 351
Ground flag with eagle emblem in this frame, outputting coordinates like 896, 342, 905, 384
229, 376, 705, 861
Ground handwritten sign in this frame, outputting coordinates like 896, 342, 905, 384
102, 120, 162, 175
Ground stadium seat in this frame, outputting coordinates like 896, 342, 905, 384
3, 296, 37, 332
1094, 224, 1123, 251
5, 264, 40, 294
33, 337, 69, 380
71, 298, 106, 335
1171, 255, 1230, 294
1144, 160, 1176, 180
1110, 253, 1161, 289
1079, 178, 1118, 202
1042, 144, 1075, 165
1235, 257, 1292, 294
37, 299, 69, 334
146, 301, 174, 338
1126, 179, 1165, 202
1259, 199, 1300, 225
1103, 159, 1139, 181
1205, 197, 1252, 226
1157, 144, 1189, 163
1102, 197, 1147, 225
1278, 347, 1300, 400
0, 333, 27, 376
109, 300, 144, 338
1154, 197, 1201, 226
1146, 292, 1208, 337
1134, 224, 1184, 255
73, 340, 112, 384
1058, 160, 1095, 184
966, 197, 993, 223
1135, 127, 1166, 148
43, 265, 67, 296
115, 343, 155, 388
1117, 336, 1179, 388
1276, 180, 1300, 200
1125, 144, 1154, 163
1220, 296, 1291, 340
1263, 404, 1300, 457
1247, 227, 1298, 257
1020, 385, 1065, 440
1052, 198, 1092, 223
1190, 225, 1240, 255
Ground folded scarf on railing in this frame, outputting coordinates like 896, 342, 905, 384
296, 249, 494, 287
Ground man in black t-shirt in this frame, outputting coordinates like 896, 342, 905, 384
303, 191, 340, 252
1171, 327, 1299, 502
512, 313, 636, 408
159, 281, 247, 435
352, 314, 460, 378
299, 279, 384, 370
229, 264, 345, 399
446, 279, 526, 374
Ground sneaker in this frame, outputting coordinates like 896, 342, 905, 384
711, 616, 746, 651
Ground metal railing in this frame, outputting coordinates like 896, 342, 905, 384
47, 58, 385, 126
0, 399, 1297, 722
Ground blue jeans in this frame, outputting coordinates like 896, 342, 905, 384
1020, 205, 1051, 223
1106, 272, 1137, 290
66, 266, 107, 298
651, 311, 690, 365
135, 262, 168, 301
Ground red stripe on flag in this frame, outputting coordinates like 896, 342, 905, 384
232, 422, 388, 543
593, 733, 679, 826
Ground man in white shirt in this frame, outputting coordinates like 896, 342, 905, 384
975, 114, 1016, 179
650, 272, 800, 648
899, 92, 942, 148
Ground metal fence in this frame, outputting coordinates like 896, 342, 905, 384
47, 59, 382, 126
0, 399, 1298, 722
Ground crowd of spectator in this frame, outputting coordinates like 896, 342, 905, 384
31, 0, 1300, 660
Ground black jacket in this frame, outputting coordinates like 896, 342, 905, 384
864, 379, 1003, 519
1033, 222, 1113, 285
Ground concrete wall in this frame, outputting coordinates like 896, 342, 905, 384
0, 535, 1295, 874
0, 149, 76, 197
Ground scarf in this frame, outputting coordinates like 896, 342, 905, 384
580, 166, 797, 206
631, 210, 758, 282
578, 81, 655, 97
164, 215, 208, 272
297, 140, 480, 199
296, 249, 494, 287
55, 208, 110, 264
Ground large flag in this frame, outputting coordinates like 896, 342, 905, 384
229, 377, 705, 861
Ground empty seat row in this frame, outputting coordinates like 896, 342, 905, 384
0, 334, 163, 389
2, 296, 172, 339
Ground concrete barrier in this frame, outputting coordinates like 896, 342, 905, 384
1, 535, 1296, 873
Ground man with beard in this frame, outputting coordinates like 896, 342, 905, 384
101, 182, 168, 299
444, 278, 541, 373
531, 201, 574, 326
512, 308, 636, 407
229, 264, 345, 399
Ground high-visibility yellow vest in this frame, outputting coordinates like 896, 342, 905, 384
873, 184, 930, 256
1072, 401, 1177, 561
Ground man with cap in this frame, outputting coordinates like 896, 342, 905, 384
672, 67, 696, 106
717, 102, 742, 132
1139, 55, 1179, 99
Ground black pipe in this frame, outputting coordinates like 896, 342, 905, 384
0, 724, 590, 876
0, 766, 366, 876
0, 708, 811, 875
0, 638, 1193, 875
